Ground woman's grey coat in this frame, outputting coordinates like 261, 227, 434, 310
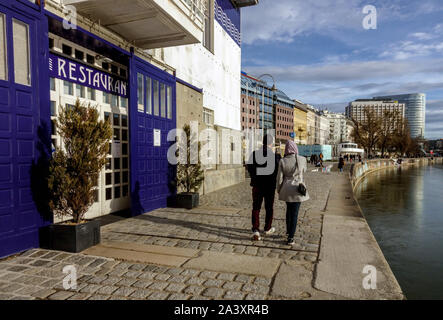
277, 154, 310, 203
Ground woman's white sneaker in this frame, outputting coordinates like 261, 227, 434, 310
264, 227, 276, 235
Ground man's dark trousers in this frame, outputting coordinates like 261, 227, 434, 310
251, 187, 275, 233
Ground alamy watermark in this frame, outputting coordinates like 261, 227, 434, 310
362, 265, 377, 290
362, 5, 377, 30
63, 5, 77, 30
166, 122, 278, 176
62, 265, 77, 290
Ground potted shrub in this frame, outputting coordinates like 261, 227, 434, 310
47, 99, 112, 253
174, 124, 204, 209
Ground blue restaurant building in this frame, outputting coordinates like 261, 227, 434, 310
0, 0, 259, 258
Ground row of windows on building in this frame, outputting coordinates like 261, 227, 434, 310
259, 105, 273, 114
278, 107, 293, 115
242, 108, 256, 115
51, 39, 128, 79
103, 111, 130, 201
242, 117, 256, 124
277, 101, 295, 109
277, 115, 292, 122
137, 73, 172, 119
0, 14, 31, 86
50, 78, 129, 111
277, 130, 292, 137
242, 98, 256, 106
277, 123, 293, 130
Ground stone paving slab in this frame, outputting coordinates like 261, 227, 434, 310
100, 241, 199, 258
83, 246, 190, 267
183, 251, 281, 278
271, 261, 313, 299
156, 207, 243, 215
314, 215, 404, 300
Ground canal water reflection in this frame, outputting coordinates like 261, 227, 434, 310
355, 164, 443, 300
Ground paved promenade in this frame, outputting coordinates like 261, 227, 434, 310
0, 165, 404, 300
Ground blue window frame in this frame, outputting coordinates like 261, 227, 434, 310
145, 76, 152, 114
137, 73, 144, 112
0, 13, 7, 81
167, 86, 172, 119
12, 18, 31, 86
160, 83, 166, 118
153, 79, 159, 116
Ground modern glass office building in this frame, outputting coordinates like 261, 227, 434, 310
374, 93, 426, 138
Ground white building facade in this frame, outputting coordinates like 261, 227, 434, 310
159, 0, 245, 131
322, 111, 352, 145
346, 99, 406, 124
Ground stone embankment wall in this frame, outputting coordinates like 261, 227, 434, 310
350, 157, 443, 189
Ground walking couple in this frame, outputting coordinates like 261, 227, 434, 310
247, 135, 309, 245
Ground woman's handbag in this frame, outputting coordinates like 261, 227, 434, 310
296, 156, 307, 196
298, 183, 307, 196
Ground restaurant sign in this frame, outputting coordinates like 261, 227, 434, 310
49, 53, 128, 97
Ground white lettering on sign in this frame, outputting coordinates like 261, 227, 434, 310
154, 129, 161, 147
49, 53, 128, 98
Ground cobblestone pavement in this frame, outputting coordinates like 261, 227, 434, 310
0, 249, 276, 300
101, 168, 332, 259
0, 168, 336, 300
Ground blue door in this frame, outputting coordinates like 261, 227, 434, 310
0, 1, 50, 258
129, 55, 176, 215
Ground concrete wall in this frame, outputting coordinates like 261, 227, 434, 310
176, 82, 204, 131
202, 166, 245, 195
162, 22, 241, 131
175, 83, 245, 195
350, 158, 443, 189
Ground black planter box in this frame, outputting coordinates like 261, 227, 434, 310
46, 220, 101, 253
175, 193, 199, 210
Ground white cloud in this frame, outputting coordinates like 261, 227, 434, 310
241, 0, 364, 44
241, 0, 443, 45
380, 23, 443, 60
245, 58, 443, 83
409, 32, 435, 41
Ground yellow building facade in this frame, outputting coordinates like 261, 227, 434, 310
293, 100, 308, 145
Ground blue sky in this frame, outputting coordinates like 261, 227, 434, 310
241, 0, 443, 139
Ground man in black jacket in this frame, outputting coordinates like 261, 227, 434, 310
247, 134, 281, 241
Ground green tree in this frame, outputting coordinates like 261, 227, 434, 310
48, 99, 112, 223
176, 124, 204, 193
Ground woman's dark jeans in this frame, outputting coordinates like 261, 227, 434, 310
286, 202, 301, 239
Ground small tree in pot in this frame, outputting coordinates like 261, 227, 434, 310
175, 124, 204, 209
47, 99, 112, 252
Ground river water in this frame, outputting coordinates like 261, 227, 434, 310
355, 164, 443, 300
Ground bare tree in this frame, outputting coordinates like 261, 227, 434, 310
378, 110, 401, 158
350, 107, 381, 156
392, 118, 413, 157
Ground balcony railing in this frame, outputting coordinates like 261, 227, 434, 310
179, 0, 207, 22
61, 0, 206, 48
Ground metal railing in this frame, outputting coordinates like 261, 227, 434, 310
178, 0, 207, 21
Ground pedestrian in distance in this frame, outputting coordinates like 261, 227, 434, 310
247, 134, 281, 241
277, 140, 310, 246
338, 155, 344, 173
